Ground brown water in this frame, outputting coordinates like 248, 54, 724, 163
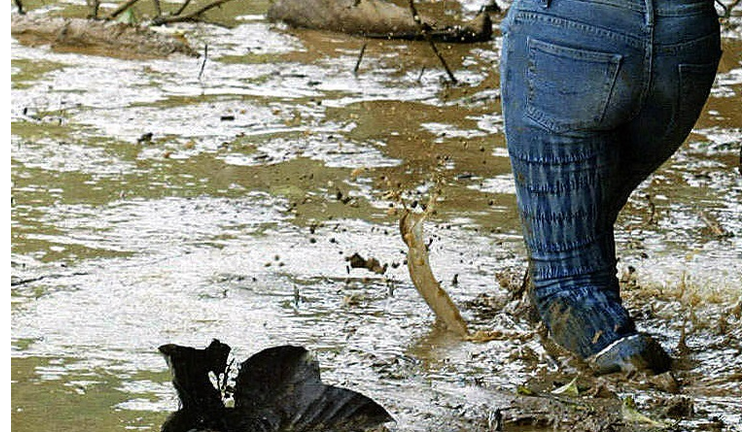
11, 1, 741, 431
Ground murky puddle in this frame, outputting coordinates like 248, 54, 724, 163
11, 1, 741, 430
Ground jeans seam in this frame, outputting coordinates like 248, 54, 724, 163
510, 152, 598, 165
513, 11, 642, 48
534, 285, 620, 302
520, 172, 603, 194
656, 33, 721, 55
532, 262, 609, 280
567, 0, 646, 13
655, 2, 716, 17
529, 238, 599, 255
528, 236, 599, 254
519, 206, 598, 222
633, 0, 655, 122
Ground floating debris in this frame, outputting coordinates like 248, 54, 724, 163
346, 253, 387, 274
159, 340, 393, 432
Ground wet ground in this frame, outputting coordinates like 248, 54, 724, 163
11, 0, 741, 431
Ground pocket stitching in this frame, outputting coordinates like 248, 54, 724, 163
525, 38, 622, 133
667, 60, 720, 135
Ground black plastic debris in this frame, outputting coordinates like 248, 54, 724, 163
160, 340, 394, 432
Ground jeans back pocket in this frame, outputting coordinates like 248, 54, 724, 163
671, 60, 720, 134
525, 37, 622, 133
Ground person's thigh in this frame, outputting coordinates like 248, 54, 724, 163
609, 2, 721, 216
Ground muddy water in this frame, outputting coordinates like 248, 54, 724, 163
11, 1, 741, 431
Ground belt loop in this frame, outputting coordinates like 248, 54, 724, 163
543, 0, 552, 8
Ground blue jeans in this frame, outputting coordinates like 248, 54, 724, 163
500, 0, 720, 359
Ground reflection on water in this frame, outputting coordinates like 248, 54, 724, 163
12, 0, 741, 430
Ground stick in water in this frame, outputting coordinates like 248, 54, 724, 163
354, 41, 367, 75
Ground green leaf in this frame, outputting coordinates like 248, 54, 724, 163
551, 376, 579, 397
516, 385, 536, 396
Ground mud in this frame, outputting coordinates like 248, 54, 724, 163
11, 0, 741, 431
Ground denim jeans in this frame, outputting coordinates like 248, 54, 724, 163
500, 0, 721, 358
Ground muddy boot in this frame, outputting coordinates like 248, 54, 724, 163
588, 333, 672, 375
532, 285, 671, 375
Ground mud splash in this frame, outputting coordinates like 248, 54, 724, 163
11, 0, 741, 431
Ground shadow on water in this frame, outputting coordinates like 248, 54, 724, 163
11, 0, 741, 431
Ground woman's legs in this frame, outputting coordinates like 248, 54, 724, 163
500, 0, 720, 373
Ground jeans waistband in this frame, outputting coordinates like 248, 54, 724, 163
535, 0, 716, 15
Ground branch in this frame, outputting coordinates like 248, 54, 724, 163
106, 0, 142, 21
86, 0, 100, 19
724, 0, 741, 18
151, 0, 162, 18
172, 0, 193, 16
353, 41, 367, 75
407, 0, 458, 85
11, 271, 89, 287
198, 43, 208, 80
152, 0, 235, 25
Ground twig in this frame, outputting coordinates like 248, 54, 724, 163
726, 0, 741, 16
426, 37, 458, 84
106, 0, 142, 21
11, 276, 46, 286
87, 0, 100, 19
11, 271, 90, 287
353, 42, 367, 75
172, 0, 193, 16
151, 0, 162, 18
198, 43, 208, 80
645, 193, 656, 224
152, 0, 236, 25
407, 0, 458, 85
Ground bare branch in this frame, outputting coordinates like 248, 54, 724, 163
151, 0, 162, 18
106, 0, 143, 21
152, 0, 236, 25
407, 0, 458, 85
198, 43, 209, 80
86, 0, 100, 19
353, 42, 367, 75
172, 0, 193, 16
